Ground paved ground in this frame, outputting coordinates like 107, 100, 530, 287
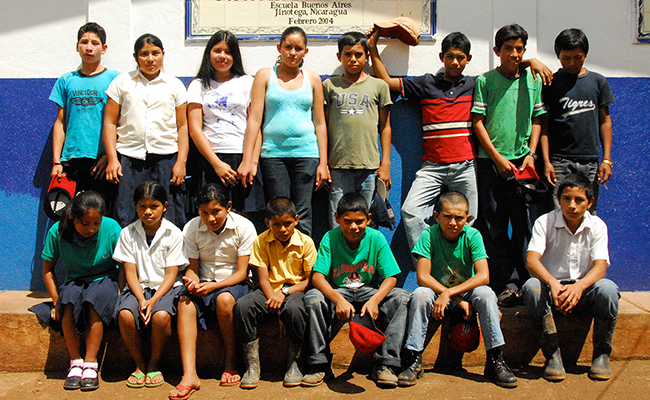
3, 360, 649, 400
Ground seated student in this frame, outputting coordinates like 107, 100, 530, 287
302, 192, 409, 388
234, 197, 317, 388
169, 183, 256, 400
399, 192, 517, 388
523, 172, 619, 381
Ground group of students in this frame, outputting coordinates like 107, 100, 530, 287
39, 19, 619, 398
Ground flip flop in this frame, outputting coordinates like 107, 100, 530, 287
145, 371, 164, 388
220, 370, 240, 387
126, 371, 145, 388
169, 384, 198, 400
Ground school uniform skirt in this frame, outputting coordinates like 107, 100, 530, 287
116, 285, 184, 332
58, 277, 119, 334
179, 283, 248, 330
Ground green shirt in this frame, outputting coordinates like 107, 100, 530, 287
42, 217, 121, 284
471, 68, 546, 160
412, 225, 487, 288
313, 227, 400, 289
323, 75, 391, 169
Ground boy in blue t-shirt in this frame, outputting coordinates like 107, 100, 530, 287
302, 192, 409, 388
50, 22, 119, 202
399, 192, 516, 388
541, 29, 615, 213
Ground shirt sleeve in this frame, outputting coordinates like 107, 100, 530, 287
590, 218, 610, 266
376, 236, 401, 279
531, 76, 546, 117
322, 78, 332, 108
249, 235, 269, 269
470, 74, 487, 115
182, 221, 201, 260
173, 77, 188, 107
166, 227, 190, 268
411, 227, 432, 260
467, 229, 488, 262
42, 223, 61, 262
400, 75, 426, 100
105, 74, 124, 105
301, 235, 317, 273
598, 76, 616, 109
236, 219, 256, 257
49, 75, 66, 108
112, 228, 135, 264
312, 232, 333, 276
527, 214, 549, 255
186, 79, 203, 105
378, 80, 392, 108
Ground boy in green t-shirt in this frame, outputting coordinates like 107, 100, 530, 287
398, 192, 517, 388
234, 197, 317, 388
323, 31, 392, 228
302, 192, 409, 387
471, 23, 546, 305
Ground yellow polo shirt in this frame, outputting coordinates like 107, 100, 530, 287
249, 229, 317, 292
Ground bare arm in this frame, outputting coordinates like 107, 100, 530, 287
521, 115, 542, 170
521, 58, 553, 86
598, 106, 613, 184
367, 31, 401, 92
42, 260, 60, 320
103, 98, 122, 183
309, 71, 331, 190
312, 271, 355, 321
472, 113, 515, 177
360, 276, 396, 320
51, 106, 66, 178
171, 103, 189, 185
377, 108, 392, 189
238, 69, 270, 187
540, 114, 556, 186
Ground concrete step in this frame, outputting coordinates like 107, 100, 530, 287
1, 291, 648, 374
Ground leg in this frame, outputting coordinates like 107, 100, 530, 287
60, 303, 84, 390
216, 291, 240, 385
355, 169, 377, 212
288, 158, 319, 236
147, 311, 172, 386
80, 304, 104, 390
260, 157, 291, 202
507, 157, 532, 291
375, 288, 410, 369
446, 159, 479, 224
152, 153, 186, 228
401, 161, 446, 251
398, 287, 436, 386
521, 278, 565, 381
114, 155, 145, 227
234, 290, 268, 389
302, 288, 336, 386
279, 292, 307, 386
328, 169, 357, 229
118, 309, 147, 387
169, 296, 201, 398
465, 286, 504, 351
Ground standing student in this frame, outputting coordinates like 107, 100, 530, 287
169, 183, 256, 400
238, 26, 330, 236
541, 28, 615, 213
187, 30, 262, 212
41, 191, 122, 391
323, 31, 392, 228
104, 33, 188, 228
49, 22, 119, 206
113, 181, 188, 388
471, 24, 546, 305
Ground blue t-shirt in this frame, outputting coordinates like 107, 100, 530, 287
42, 217, 121, 283
49, 69, 120, 161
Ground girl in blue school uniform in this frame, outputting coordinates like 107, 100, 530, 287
113, 181, 188, 388
41, 191, 122, 391
103, 33, 189, 228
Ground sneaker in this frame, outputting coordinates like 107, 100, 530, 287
397, 352, 423, 387
371, 365, 398, 387
485, 353, 517, 388
301, 365, 334, 387
497, 289, 520, 308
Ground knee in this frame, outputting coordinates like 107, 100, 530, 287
471, 286, 497, 309
216, 293, 236, 316
118, 309, 135, 324
304, 289, 325, 309
411, 287, 433, 307
521, 278, 543, 300
152, 311, 171, 327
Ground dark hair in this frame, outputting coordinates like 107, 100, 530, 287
556, 172, 594, 201
441, 32, 471, 57
435, 191, 469, 214
338, 31, 369, 55
195, 30, 245, 90
59, 191, 107, 242
78, 22, 107, 46
133, 33, 164, 59
495, 24, 528, 50
196, 183, 229, 209
277, 27, 308, 67
554, 28, 589, 57
266, 196, 297, 220
336, 192, 369, 217
133, 181, 167, 206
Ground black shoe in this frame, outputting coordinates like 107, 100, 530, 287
397, 352, 423, 387
485, 353, 517, 388
79, 365, 99, 391
63, 375, 81, 390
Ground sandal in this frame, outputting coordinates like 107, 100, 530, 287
220, 370, 240, 387
126, 371, 145, 388
80, 363, 99, 391
169, 384, 198, 400
145, 371, 164, 388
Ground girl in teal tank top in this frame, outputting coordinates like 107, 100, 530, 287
238, 27, 330, 235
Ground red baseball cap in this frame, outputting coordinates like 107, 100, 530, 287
44, 175, 76, 221
349, 313, 386, 353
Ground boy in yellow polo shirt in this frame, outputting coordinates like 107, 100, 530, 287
234, 197, 317, 389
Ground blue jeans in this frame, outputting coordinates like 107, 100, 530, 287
475, 157, 531, 293
522, 277, 620, 320
402, 160, 478, 252
405, 286, 505, 352
328, 169, 376, 229
259, 157, 319, 236
303, 287, 410, 369
550, 157, 600, 213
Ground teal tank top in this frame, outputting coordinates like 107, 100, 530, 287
261, 66, 319, 158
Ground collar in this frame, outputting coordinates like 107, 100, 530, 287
553, 208, 593, 235
435, 71, 466, 85
198, 212, 236, 235
129, 69, 169, 84
134, 218, 172, 245
264, 228, 304, 248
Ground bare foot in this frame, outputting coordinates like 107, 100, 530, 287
168, 375, 200, 399
126, 369, 145, 388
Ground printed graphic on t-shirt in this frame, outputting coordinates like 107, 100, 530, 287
335, 92, 370, 115
70, 89, 103, 112
207, 93, 236, 125
441, 266, 469, 288
333, 261, 375, 289
559, 96, 596, 118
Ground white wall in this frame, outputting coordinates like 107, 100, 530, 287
1, 0, 649, 79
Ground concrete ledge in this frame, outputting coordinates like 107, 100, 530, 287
1, 291, 649, 373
